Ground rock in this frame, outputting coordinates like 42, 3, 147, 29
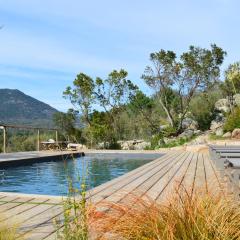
215, 98, 230, 113
233, 94, 240, 106
210, 113, 225, 132
222, 132, 232, 138
182, 118, 198, 130
134, 141, 151, 150
118, 140, 150, 150
194, 130, 202, 135
215, 127, 223, 136
232, 128, 240, 139
179, 129, 194, 138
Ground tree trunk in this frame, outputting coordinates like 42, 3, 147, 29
159, 98, 174, 127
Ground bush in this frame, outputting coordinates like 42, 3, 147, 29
224, 107, 240, 132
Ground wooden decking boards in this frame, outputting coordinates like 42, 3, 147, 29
0, 150, 224, 240
0, 151, 84, 167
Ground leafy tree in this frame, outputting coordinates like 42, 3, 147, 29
63, 73, 95, 127
128, 90, 159, 134
221, 62, 240, 96
224, 107, 240, 132
53, 109, 82, 141
142, 44, 226, 133
190, 86, 222, 131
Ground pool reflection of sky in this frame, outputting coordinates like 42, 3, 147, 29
0, 153, 162, 196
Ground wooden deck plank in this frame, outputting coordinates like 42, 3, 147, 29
93, 152, 187, 204
194, 153, 207, 192
156, 152, 194, 202
89, 152, 182, 203
0, 149, 227, 240
0, 197, 35, 213
18, 206, 63, 238
203, 153, 222, 193
180, 151, 199, 196
141, 152, 189, 201
87, 151, 178, 199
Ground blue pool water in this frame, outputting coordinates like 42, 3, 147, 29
0, 153, 162, 196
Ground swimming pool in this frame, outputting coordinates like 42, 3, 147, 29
0, 153, 162, 196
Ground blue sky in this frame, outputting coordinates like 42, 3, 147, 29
0, 0, 239, 111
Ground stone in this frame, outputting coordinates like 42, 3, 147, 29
210, 113, 225, 132
215, 98, 230, 113
222, 132, 232, 138
134, 141, 151, 150
194, 130, 202, 135
182, 118, 198, 130
215, 127, 223, 136
118, 140, 150, 150
233, 94, 240, 106
179, 129, 194, 138
232, 128, 240, 139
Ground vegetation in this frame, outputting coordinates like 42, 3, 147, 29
221, 62, 240, 97
60, 44, 227, 148
142, 45, 226, 133
90, 189, 240, 240
4, 45, 240, 150
224, 107, 240, 132
0, 215, 22, 240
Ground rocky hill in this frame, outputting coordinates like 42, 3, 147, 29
0, 89, 58, 127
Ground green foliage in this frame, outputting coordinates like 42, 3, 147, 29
57, 165, 89, 240
53, 109, 83, 142
190, 87, 222, 131
142, 44, 226, 133
221, 62, 240, 96
224, 107, 240, 132
64, 73, 95, 126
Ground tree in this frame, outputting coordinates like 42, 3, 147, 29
128, 90, 159, 134
221, 62, 240, 96
63, 69, 138, 146
142, 44, 226, 133
95, 69, 138, 142
63, 73, 95, 127
53, 109, 82, 142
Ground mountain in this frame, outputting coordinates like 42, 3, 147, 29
0, 89, 58, 127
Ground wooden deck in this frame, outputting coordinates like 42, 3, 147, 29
0, 150, 224, 240
0, 151, 84, 167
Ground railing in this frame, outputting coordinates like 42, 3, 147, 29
0, 123, 59, 153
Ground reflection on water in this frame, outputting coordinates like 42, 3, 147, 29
0, 153, 162, 196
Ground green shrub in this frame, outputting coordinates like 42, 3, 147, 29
224, 107, 240, 132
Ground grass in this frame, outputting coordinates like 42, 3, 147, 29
88, 187, 240, 240
0, 215, 22, 240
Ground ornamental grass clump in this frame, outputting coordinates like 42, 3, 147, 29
91, 188, 240, 240
0, 216, 21, 240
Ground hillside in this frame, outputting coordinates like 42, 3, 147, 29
0, 89, 58, 127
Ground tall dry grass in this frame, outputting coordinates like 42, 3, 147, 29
89, 187, 240, 240
0, 215, 21, 240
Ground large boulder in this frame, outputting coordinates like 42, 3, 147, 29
215, 127, 223, 136
210, 113, 225, 132
233, 94, 240, 106
223, 131, 232, 138
182, 118, 198, 130
231, 129, 240, 139
179, 129, 194, 138
215, 98, 230, 113
119, 140, 150, 150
